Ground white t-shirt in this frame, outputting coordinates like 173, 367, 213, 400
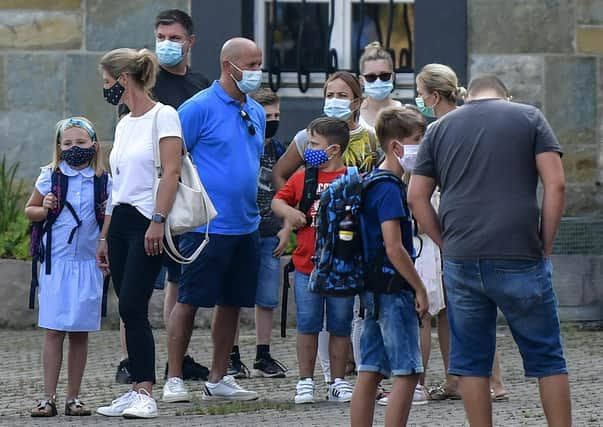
109, 103, 182, 219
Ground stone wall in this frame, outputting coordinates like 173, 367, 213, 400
468, 0, 603, 215
0, 0, 189, 180
1, 0, 602, 216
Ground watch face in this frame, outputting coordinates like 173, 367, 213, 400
153, 213, 165, 223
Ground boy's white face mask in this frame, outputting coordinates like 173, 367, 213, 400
396, 143, 419, 172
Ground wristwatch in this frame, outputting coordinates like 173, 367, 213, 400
152, 213, 166, 224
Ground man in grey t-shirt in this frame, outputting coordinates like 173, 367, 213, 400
409, 75, 571, 426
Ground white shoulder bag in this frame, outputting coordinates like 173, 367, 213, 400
152, 104, 218, 264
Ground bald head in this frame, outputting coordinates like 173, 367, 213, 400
220, 37, 260, 63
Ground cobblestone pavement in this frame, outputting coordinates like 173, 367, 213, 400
0, 324, 601, 426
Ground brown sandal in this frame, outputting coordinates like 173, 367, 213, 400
31, 397, 57, 417
65, 398, 91, 416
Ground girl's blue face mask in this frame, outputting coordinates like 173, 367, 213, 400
304, 147, 331, 168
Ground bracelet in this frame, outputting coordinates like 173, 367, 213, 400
99, 237, 107, 241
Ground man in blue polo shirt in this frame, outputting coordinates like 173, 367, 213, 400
162, 37, 265, 403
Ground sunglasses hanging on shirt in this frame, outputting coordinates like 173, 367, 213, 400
240, 110, 256, 136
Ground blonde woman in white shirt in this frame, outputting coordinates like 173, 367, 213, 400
95, 48, 182, 419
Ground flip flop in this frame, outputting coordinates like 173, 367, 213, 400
491, 389, 509, 402
428, 385, 462, 401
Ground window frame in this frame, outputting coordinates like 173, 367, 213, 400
254, 0, 415, 98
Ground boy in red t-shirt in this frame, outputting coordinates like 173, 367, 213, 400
272, 117, 355, 404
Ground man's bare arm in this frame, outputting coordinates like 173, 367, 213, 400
536, 152, 565, 256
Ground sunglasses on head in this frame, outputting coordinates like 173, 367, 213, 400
363, 72, 392, 83
240, 110, 256, 136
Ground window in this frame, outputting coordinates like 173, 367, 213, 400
255, 0, 415, 98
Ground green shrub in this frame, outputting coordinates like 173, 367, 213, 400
0, 212, 30, 260
0, 156, 30, 260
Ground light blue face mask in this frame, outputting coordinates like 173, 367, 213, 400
230, 62, 263, 94
323, 98, 353, 120
415, 96, 436, 118
364, 79, 394, 101
155, 39, 184, 67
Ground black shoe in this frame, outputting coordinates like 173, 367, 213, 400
253, 354, 287, 378
164, 355, 210, 381
227, 352, 250, 379
182, 355, 209, 381
115, 359, 132, 384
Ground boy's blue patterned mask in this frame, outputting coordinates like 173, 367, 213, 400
304, 148, 330, 167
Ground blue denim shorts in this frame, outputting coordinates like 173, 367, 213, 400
294, 271, 354, 336
255, 236, 281, 309
444, 258, 567, 378
178, 231, 260, 308
358, 291, 423, 378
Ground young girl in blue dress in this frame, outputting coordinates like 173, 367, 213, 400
25, 117, 111, 417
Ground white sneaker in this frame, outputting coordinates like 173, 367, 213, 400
377, 385, 429, 407
96, 390, 137, 417
122, 389, 158, 419
202, 375, 258, 401
377, 395, 388, 406
412, 385, 429, 405
162, 377, 190, 403
294, 378, 315, 404
327, 378, 353, 403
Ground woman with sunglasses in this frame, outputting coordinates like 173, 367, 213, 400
358, 42, 402, 132
272, 71, 378, 190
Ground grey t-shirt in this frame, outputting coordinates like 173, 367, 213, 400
413, 99, 562, 260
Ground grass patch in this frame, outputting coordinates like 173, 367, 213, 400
177, 399, 295, 416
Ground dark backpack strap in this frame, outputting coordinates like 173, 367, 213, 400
273, 138, 286, 161
298, 167, 319, 225
281, 259, 295, 338
94, 172, 109, 229
101, 275, 110, 317
29, 257, 39, 309
63, 201, 82, 244
43, 170, 69, 275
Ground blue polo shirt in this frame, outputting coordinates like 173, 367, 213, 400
178, 81, 265, 235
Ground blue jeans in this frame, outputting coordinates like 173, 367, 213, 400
255, 236, 281, 309
294, 271, 354, 336
358, 290, 423, 378
444, 258, 567, 378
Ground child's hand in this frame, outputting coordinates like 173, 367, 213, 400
284, 207, 307, 230
96, 240, 110, 276
415, 287, 428, 323
273, 227, 291, 257
42, 193, 57, 211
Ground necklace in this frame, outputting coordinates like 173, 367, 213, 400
113, 140, 127, 175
